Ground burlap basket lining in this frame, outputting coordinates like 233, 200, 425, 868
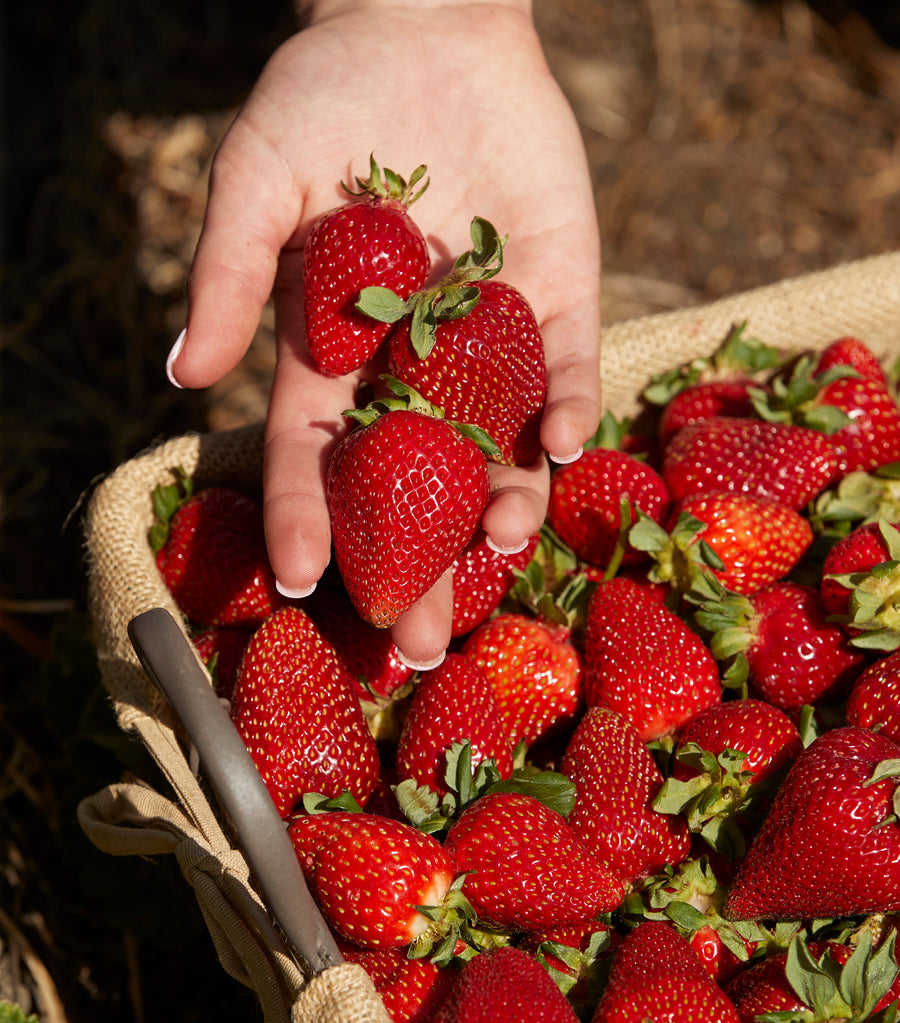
77, 250, 900, 1022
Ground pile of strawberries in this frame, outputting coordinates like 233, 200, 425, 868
149, 158, 900, 1022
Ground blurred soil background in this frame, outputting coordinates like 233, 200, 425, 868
1, 0, 899, 1020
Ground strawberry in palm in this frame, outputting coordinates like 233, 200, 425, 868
326, 378, 496, 628
303, 155, 430, 376
151, 479, 284, 627
359, 217, 547, 467
583, 576, 721, 741
724, 726, 900, 920
288, 811, 454, 951
442, 790, 624, 933
230, 605, 380, 817
591, 919, 741, 1022
394, 653, 514, 795
562, 706, 692, 885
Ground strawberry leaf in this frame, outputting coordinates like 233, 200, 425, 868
484, 768, 577, 819
355, 285, 411, 323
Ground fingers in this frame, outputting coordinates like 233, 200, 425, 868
390, 570, 454, 671
167, 122, 302, 389
482, 456, 551, 553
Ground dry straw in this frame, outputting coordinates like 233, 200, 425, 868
78, 251, 900, 1022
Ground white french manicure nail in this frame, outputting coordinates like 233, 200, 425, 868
397, 648, 446, 672
485, 535, 530, 556
549, 446, 583, 465
166, 328, 186, 389
276, 580, 317, 599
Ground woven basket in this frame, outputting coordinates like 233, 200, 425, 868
77, 250, 900, 1022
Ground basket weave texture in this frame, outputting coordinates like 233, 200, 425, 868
77, 251, 900, 1022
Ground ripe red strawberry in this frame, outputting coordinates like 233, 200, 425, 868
450, 530, 539, 638
303, 156, 430, 376
724, 934, 900, 1022
191, 624, 253, 702
433, 946, 579, 1023
461, 611, 583, 748
820, 518, 900, 648
845, 648, 900, 742
395, 653, 514, 795
583, 577, 721, 741
666, 492, 813, 595
662, 415, 838, 511
336, 940, 457, 1023
654, 699, 802, 858
326, 384, 494, 628
811, 337, 900, 476
302, 584, 414, 702
547, 447, 671, 569
442, 791, 623, 932
151, 482, 284, 627
230, 606, 379, 817
659, 379, 758, 448
562, 706, 692, 885
696, 581, 867, 713
592, 920, 741, 1022
388, 280, 547, 467
724, 726, 900, 920
288, 811, 454, 950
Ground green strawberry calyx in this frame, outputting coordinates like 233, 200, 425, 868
642, 320, 782, 407
629, 508, 728, 603
355, 216, 506, 358
341, 152, 429, 207
342, 374, 503, 462
810, 465, 900, 537
747, 350, 858, 435
825, 518, 900, 652
148, 466, 193, 552
755, 930, 899, 1023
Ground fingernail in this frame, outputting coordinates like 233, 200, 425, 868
166, 328, 186, 389
276, 580, 317, 599
549, 446, 583, 465
397, 648, 446, 672
485, 535, 530, 556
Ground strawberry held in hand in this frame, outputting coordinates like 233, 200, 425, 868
359, 217, 548, 467
230, 605, 379, 817
327, 378, 496, 628
724, 726, 900, 921
303, 155, 430, 376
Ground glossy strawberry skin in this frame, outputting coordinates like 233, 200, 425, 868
662, 415, 838, 511
230, 606, 380, 818
548, 447, 671, 569
336, 940, 457, 1023
562, 706, 692, 886
583, 577, 721, 741
327, 409, 491, 628
433, 946, 579, 1023
813, 337, 900, 476
845, 648, 900, 743
724, 726, 900, 921
155, 486, 284, 627
288, 811, 453, 949
744, 581, 866, 712
672, 698, 802, 787
443, 791, 624, 932
461, 612, 583, 747
389, 279, 547, 467
450, 531, 539, 638
671, 492, 812, 595
659, 378, 757, 448
395, 653, 514, 794
592, 920, 741, 1023
303, 197, 430, 376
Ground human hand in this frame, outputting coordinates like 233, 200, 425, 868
167, 0, 601, 668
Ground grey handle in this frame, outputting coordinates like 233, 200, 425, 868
127, 607, 343, 976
